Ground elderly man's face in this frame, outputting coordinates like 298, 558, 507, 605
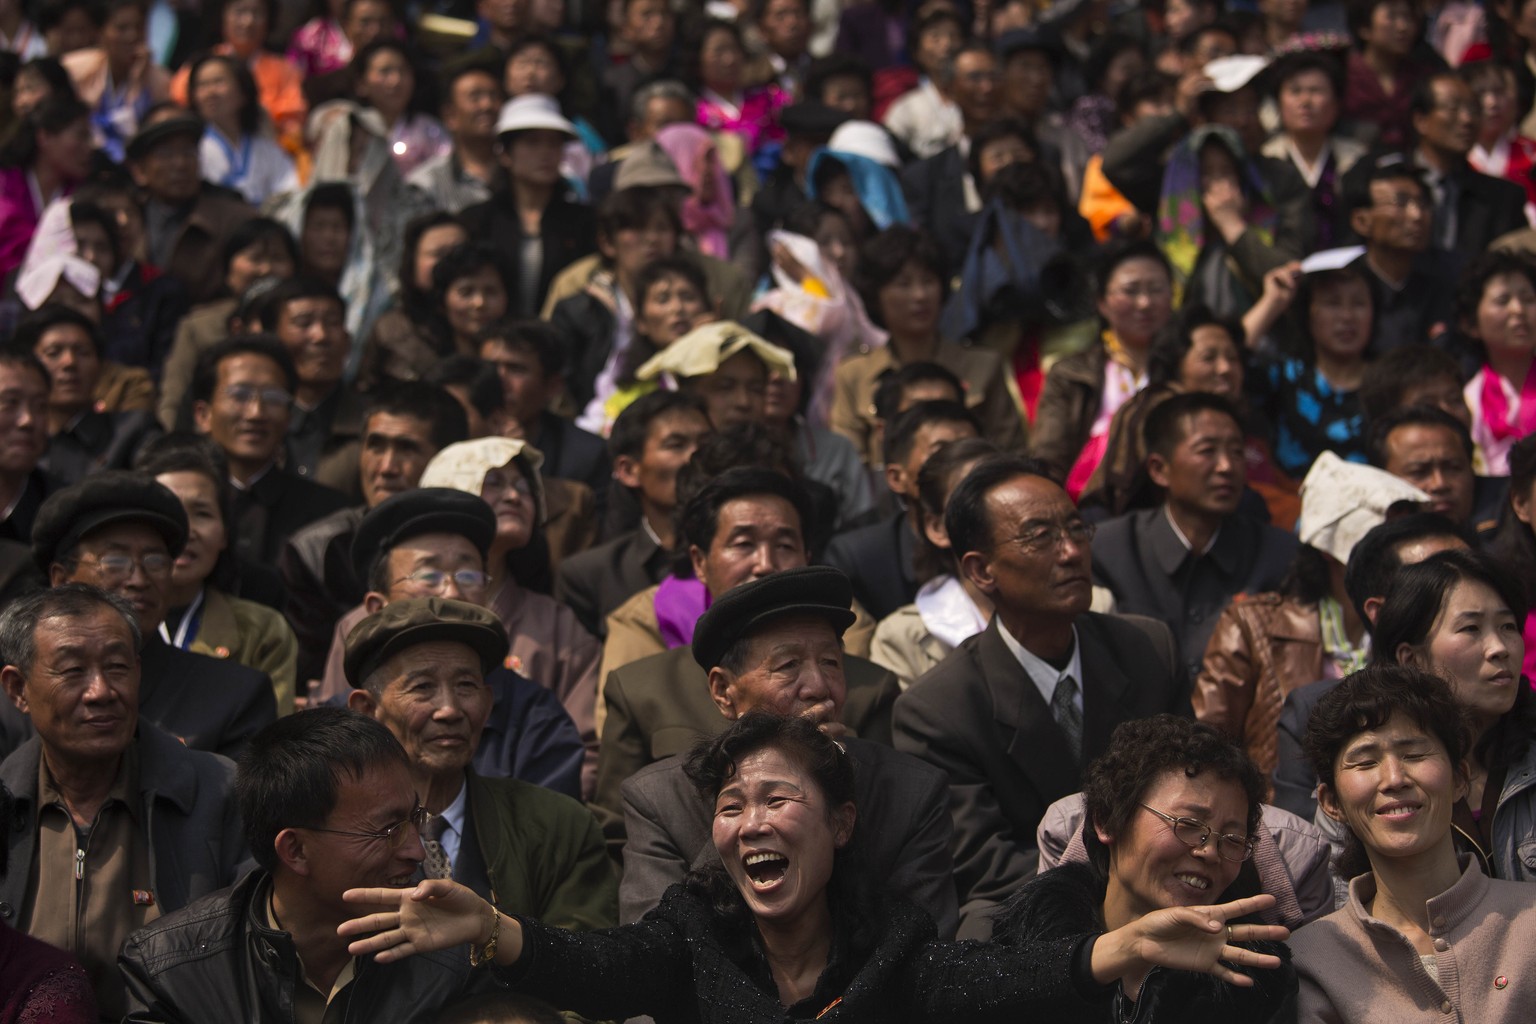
2, 605, 140, 764
690, 495, 808, 598
352, 641, 493, 783
130, 135, 201, 204
707, 615, 846, 727
691, 351, 768, 430
962, 473, 1093, 620
53, 524, 172, 633
375, 534, 491, 607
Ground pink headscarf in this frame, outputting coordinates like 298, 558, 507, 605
655, 122, 734, 260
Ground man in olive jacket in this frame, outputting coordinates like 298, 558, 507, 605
345, 597, 616, 931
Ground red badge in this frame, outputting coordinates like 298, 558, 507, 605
1495, 976, 1509, 990
132, 890, 155, 906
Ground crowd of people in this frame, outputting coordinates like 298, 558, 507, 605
2, 0, 1536, 1020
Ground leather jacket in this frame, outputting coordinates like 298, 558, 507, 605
120, 871, 503, 1022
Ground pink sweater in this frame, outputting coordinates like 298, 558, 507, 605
1291, 858, 1536, 1023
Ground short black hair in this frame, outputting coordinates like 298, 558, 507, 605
235, 707, 409, 873
1093, 238, 1172, 300
855, 227, 950, 329
966, 117, 1039, 184
1144, 390, 1243, 460
220, 216, 298, 278
430, 242, 507, 305
872, 362, 964, 422
0, 583, 141, 676
250, 276, 345, 330
9, 304, 101, 358
67, 199, 121, 270
802, 53, 871, 104
1268, 50, 1343, 100
1115, 69, 1174, 123
0, 348, 50, 391
1365, 404, 1474, 468
476, 319, 564, 378
882, 399, 979, 467
1357, 345, 1463, 422
607, 389, 710, 463
439, 50, 504, 111
596, 186, 682, 245
303, 181, 356, 233
1084, 32, 1144, 95
1372, 547, 1529, 666
361, 382, 469, 452
1341, 512, 1471, 623
1344, 157, 1429, 216
1453, 250, 1536, 340
678, 466, 810, 554
190, 335, 300, 404
943, 453, 1058, 559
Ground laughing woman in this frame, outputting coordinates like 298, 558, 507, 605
339, 713, 1289, 1023
1292, 666, 1536, 1023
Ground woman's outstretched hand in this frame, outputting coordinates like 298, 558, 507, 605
1092, 892, 1290, 992
337, 879, 509, 964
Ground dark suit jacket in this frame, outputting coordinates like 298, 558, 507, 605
900, 144, 972, 273
474, 666, 585, 800
233, 465, 351, 567
824, 513, 919, 623
530, 411, 610, 517
40, 409, 163, 486
554, 527, 673, 638
287, 385, 367, 500
1091, 507, 1298, 681
0, 470, 55, 544
892, 613, 1188, 939
1445, 163, 1529, 261
460, 192, 596, 317
0, 634, 277, 763
619, 736, 960, 937
592, 646, 900, 858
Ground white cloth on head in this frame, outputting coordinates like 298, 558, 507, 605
1296, 451, 1431, 564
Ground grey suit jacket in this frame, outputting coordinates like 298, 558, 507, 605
618, 736, 959, 938
893, 612, 1188, 939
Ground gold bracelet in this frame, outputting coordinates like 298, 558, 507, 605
469, 900, 500, 967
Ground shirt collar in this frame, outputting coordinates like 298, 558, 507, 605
1163, 504, 1220, 555
996, 620, 1082, 712
438, 778, 468, 838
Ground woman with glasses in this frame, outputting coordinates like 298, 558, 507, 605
135, 433, 299, 715
1292, 665, 1536, 1022
337, 713, 1289, 1023
993, 713, 1297, 1023
1031, 240, 1174, 497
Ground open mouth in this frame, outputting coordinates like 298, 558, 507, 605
1174, 872, 1210, 892
743, 852, 788, 890
1376, 801, 1421, 819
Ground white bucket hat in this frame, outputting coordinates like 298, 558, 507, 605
827, 120, 899, 169
495, 94, 577, 140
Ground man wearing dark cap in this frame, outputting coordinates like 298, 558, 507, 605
619, 565, 958, 936
0, 470, 276, 761
344, 598, 615, 932
0, 585, 246, 1019
317, 487, 586, 797
126, 106, 255, 305
592, 467, 901, 856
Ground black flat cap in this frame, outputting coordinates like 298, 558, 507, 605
126, 111, 204, 162
691, 566, 857, 671
32, 471, 188, 571
780, 102, 850, 140
350, 488, 497, 585
343, 597, 508, 688
996, 29, 1061, 64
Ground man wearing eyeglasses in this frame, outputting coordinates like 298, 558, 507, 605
893, 453, 1188, 940
317, 487, 585, 797
344, 598, 615, 933
0, 584, 247, 1020
0, 471, 276, 762
189, 335, 350, 566
119, 707, 512, 1020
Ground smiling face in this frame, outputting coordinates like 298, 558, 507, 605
443, 70, 503, 142
1319, 711, 1461, 865
1098, 256, 1173, 349
1404, 578, 1524, 732
1098, 769, 1249, 921
480, 460, 536, 549
157, 469, 227, 592
276, 297, 349, 391
712, 745, 854, 924
1, 606, 140, 766
300, 758, 425, 909
357, 640, 493, 784
193, 352, 291, 478
443, 265, 508, 346
226, 235, 295, 296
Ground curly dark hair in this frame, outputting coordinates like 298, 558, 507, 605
1083, 715, 1266, 877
